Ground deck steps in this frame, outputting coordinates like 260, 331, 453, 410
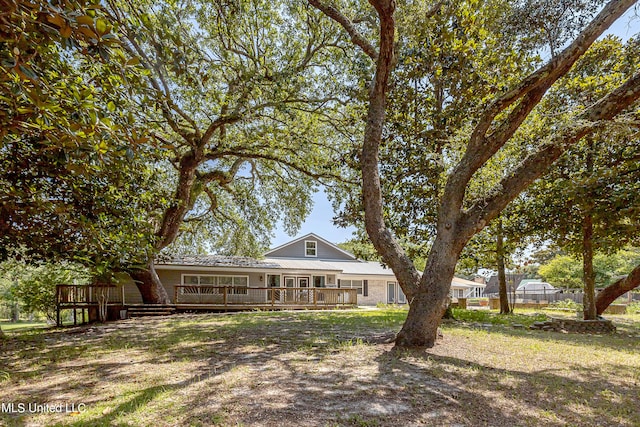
126, 304, 176, 318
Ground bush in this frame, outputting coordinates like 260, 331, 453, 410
549, 299, 583, 311
451, 308, 547, 326
1, 258, 90, 321
627, 302, 640, 314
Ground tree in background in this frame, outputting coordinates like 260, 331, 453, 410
0, 253, 90, 322
539, 249, 640, 289
312, 0, 640, 347
538, 255, 584, 290
522, 36, 640, 319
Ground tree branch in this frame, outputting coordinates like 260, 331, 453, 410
441, 0, 637, 221
308, 0, 379, 61
205, 150, 352, 183
596, 263, 640, 314
355, 0, 422, 297
472, 0, 636, 144
197, 158, 245, 186
461, 70, 640, 236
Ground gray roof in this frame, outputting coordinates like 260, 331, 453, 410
156, 254, 396, 276
157, 255, 281, 269
263, 258, 343, 272
336, 261, 395, 276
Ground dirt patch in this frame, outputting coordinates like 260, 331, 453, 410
1, 310, 639, 426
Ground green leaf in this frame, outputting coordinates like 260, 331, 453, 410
95, 18, 108, 36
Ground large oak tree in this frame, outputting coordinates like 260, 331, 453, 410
2, 0, 356, 302
100, 0, 355, 302
311, 0, 640, 347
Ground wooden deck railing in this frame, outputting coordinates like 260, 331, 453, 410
174, 286, 357, 307
56, 285, 124, 306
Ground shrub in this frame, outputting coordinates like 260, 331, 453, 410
549, 299, 583, 311
627, 302, 640, 314
1, 258, 90, 321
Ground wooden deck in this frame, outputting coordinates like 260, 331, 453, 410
56, 285, 125, 326
173, 285, 357, 309
56, 285, 357, 325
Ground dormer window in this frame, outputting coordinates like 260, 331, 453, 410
305, 240, 317, 257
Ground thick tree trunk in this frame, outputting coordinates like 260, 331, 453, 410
582, 137, 597, 320
129, 152, 200, 304
395, 236, 460, 348
396, 291, 449, 348
496, 219, 511, 314
596, 264, 640, 315
129, 262, 171, 304
582, 212, 597, 320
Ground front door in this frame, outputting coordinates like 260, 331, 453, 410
387, 281, 406, 304
285, 277, 296, 302
283, 276, 309, 302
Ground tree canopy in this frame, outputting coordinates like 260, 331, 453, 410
312, 0, 640, 347
1, 0, 164, 273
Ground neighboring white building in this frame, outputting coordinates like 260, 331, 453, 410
451, 277, 486, 299
516, 280, 559, 294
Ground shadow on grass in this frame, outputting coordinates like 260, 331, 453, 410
1, 310, 638, 426
380, 348, 639, 426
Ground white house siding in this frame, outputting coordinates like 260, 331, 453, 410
337, 276, 396, 306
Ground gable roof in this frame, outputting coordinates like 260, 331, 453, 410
264, 233, 357, 260
485, 273, 526, 294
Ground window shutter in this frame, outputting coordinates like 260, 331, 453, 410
337, 279, 341, 288
363, 280, 368, 297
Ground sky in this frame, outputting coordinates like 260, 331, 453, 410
270, 189, 356, 247
269, 8, 639, 249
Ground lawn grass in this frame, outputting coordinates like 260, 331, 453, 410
0, 308, 638, 426
0, 321, 50, 333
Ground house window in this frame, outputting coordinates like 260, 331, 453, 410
181, 275, 249, 294
387, 281, 406, 304
339, 279, 363, 295
305, 240, 317, 257
267, 274, 280, 287
313, 275, 325, 288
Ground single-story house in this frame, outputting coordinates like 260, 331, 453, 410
451, 277, 486, 299
121, 233, 485, 307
